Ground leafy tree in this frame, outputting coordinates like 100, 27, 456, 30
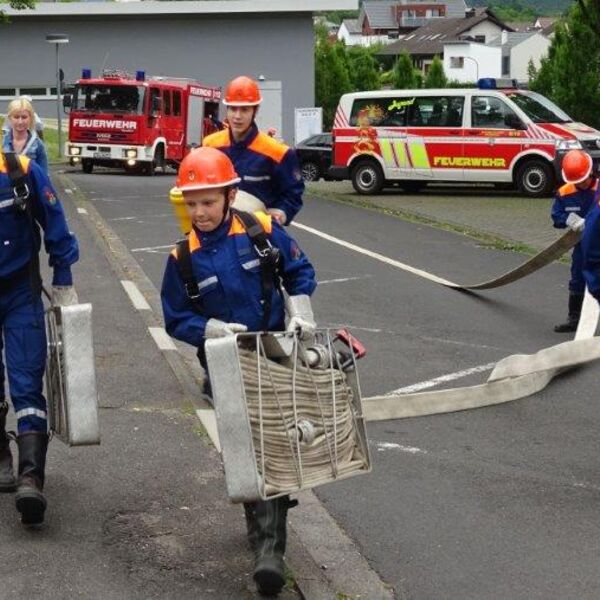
424, 55, 447, 88
348, 46, 380, 91
1, 0, 35, 21
529, 3, 600, 128
392, 51, 417, 89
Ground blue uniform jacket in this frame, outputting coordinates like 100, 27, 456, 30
551, 180, 598, 228
582, 198, 600, 301
0, 154, 78, 284
203, 124, 304, 224
2, 130, 49, 174
161, 211, 316, 348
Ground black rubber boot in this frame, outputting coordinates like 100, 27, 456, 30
244, 502, 260, 553
554, 292, 584, 333
15, 431, 49, 526
0, 401, 16, 493
252, 496, 297, 596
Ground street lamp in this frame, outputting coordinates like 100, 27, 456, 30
462, 56, 479, 83
46, 33, 69, 157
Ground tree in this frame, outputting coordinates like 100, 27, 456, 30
392, 51, 417, 89
1, 0, 35, 21
348, 46, 380, 91
529, 3, 600, 129
424, 55, 447, 88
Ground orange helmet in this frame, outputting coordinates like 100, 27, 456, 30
561, 150, 593, 184
176, 147, 240, 192
223, 76, 262, 107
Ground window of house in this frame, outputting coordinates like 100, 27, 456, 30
471, 95, 519, 129
450, 56, 465, 68
502, 56, 510, 76
0, 88, 17, 97
473, 35, 486, 43
407, 96, 465, 127
19, 87, 47, 96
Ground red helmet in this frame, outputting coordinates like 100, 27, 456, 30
223, 76, 262, 107
561, 150, 593, 184
176, 147, 240, 192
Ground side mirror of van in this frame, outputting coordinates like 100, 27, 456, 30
504, 113, 527, 130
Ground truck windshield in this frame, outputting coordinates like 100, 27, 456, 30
74, 85, 145, 114
506, 91, 572, 124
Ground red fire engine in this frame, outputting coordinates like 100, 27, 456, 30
64, 68, 221, 174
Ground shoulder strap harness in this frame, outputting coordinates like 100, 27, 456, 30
176, 209, 281, 331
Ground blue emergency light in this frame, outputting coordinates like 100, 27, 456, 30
477, 77, 519, 90
81, 68, 92, 79
135, 70, 145, 82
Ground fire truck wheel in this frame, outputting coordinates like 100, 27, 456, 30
351, 160, 384, 195
516, 159, 554, 197
82, 159, 93, 174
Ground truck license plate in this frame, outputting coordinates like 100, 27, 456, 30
93, 152, 111, 159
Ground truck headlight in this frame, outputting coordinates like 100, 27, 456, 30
124, 148, 138, 158
69, 146, 81, 156
556, 139, 582, 151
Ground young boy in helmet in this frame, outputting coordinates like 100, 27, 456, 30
161, 147, 316, 596
0, 152, 79, 526
551, 149, 598, 332
203, 75, 304, 226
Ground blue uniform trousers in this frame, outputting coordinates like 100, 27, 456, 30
0, 277, 47, 434
570, 243, 586, 294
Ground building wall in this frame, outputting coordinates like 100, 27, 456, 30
464, 21, 504, 44
509, 33, 551, 81
443, 43, 502, 82
0, 14, 314, 143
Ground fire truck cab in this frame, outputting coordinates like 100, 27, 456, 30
64, 68, 221, 175
329, 78, 600, 197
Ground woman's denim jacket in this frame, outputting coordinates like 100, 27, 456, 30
2, 129, 49, 174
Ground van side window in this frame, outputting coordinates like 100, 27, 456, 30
407, 96, 465, 127
349, 97, 411, 127
471, 95, 519, 129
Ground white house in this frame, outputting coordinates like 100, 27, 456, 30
443, 41, 502, 82
489, 31, 551, 82
338, 17, 392, 46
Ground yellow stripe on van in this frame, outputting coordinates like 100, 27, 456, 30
394, 141, 409, 168
379, 139, 396, 167
408, 142, 430, 169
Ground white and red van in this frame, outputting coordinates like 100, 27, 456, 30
329, 79, 600, 197
64, 68, 221, 175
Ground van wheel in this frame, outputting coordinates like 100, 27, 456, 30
351, 160, 384, 195
516, 160, 554, 197
82, 159, 93, 174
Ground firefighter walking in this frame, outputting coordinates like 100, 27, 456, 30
0, 152, 79, 526
203, 75, 304, 225
161, 147, 316, 595
550, 150, 598, 332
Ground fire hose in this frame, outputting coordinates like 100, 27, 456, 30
363, 229, 600, 421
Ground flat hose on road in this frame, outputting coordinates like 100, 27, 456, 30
364, 230, 600, 421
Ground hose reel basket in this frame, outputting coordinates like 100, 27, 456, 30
206, 329, 371, 502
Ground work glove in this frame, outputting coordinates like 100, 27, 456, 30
51, 286, 79, 307
267, 208, 287, 225
285, 294, 316, 340
566, 213, 585, 233
205, 318, 248, 339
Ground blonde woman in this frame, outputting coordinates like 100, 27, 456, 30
2, 97, 48, 173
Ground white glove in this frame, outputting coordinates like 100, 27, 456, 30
205, 318, 248, 338
285, 294, 316, 340
267, 208, 287, 225
566, 213, 585, 233
51, 286, 78, 306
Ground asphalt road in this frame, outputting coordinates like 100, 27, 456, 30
62, 165, 600, 600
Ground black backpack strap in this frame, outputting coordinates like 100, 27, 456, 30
1, 152, 42, 299
231, 209, 281, 331
175, 237, 204, 313
3, 151, 30, 210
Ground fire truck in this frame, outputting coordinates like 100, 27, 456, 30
64, 68, 221, 175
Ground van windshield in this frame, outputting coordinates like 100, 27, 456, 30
74, 85, 145, 114
506, 91, 572, 124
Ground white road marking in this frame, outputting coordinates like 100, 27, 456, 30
196, 409, 221, 452
76, 207, 88, 214
110, 216, 137, 221
374, 442, 428, 454
325, 322, 383, 333
121, 280, 151, 311
148, 327, 177, 351
132, 243, 173, 253
292, 221, 455, 286
318, 275, 369, 285
387, 362, 497, 395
